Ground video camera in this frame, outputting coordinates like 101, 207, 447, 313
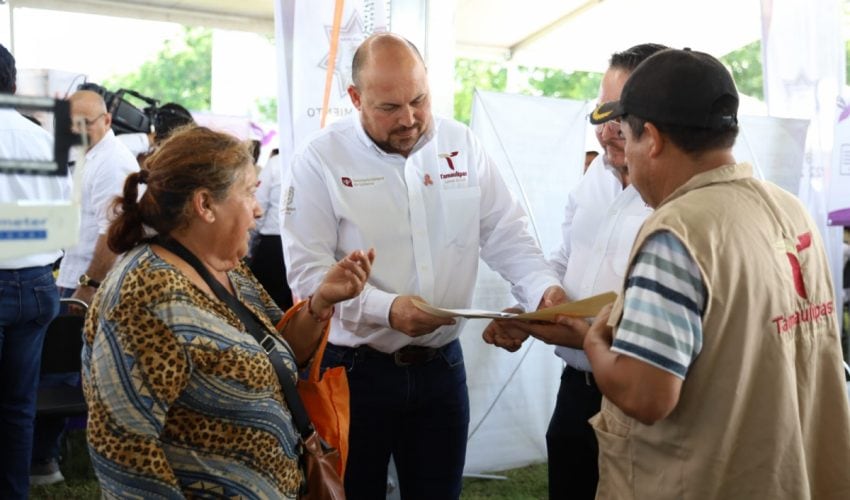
77, 82, 159, 135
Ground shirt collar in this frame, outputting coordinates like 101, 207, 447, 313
86, 129, 116, 161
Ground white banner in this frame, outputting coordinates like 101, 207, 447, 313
761, 0, 846, 313
276, 0, 388, 164
829, 97, 850, 225
734, 115, 809, 193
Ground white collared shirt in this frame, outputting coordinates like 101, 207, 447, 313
0, 109, 71, 269
56, 130, 139, 288
550, 154, 652, 371
256, 154, 282, 235
282, 115, 560, 352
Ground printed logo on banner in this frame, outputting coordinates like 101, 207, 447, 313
318, 12, 367, 98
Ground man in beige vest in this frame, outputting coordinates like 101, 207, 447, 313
585, 48, 850, 499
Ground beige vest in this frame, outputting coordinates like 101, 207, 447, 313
593, 163, 850, 500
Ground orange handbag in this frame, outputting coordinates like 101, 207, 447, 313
278, 301, 350, 477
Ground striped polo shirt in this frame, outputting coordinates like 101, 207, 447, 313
612, 230, 706, 379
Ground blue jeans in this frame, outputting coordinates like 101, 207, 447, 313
32, 287, 81, 463
0, 266, 59, 499
322, 340, 469, 500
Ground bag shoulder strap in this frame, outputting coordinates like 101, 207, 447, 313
158, 238, 314, 439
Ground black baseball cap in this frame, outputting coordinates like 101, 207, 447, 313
589, 48, 738, 130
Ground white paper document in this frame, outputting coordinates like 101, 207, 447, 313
412, 291, 617, 322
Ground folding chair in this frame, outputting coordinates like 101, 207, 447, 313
35, 298, 87, 417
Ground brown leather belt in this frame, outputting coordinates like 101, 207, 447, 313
358, 344, 441, 367
392, 345, 440, 367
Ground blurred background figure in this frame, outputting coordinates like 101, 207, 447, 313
0, 42, 66, 499
250, 149, 294, 310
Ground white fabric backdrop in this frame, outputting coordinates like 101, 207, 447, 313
761, 0, 847, 320
463, 90, 587, 473
734, 115, 810, 192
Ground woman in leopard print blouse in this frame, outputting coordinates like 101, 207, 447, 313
82, 126, 374, 499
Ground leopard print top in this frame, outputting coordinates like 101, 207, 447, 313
82, 244, 303, 499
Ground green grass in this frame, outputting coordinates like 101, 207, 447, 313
461, 464, 548, 499
30, 430, 548, 499
30, 430, 98, 500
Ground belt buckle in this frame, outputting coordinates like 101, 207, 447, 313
393, 350, 414, 367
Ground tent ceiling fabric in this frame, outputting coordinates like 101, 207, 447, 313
455, 0, 764, 72
10, 0, 276, 34
10, 0, 763, 71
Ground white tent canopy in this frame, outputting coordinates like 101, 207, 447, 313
7, 0, 764, 72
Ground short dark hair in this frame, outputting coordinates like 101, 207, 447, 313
609, 43, 668, 72
153, 102, 195, 144
0, 43, 16, 94
623, 110, 739, 156
351, 34, 424, 88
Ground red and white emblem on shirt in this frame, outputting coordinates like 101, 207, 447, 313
439, 151, 459, 170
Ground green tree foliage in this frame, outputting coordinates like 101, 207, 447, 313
720, 38, 850, 100
517, 67, 601, 100
104, 27, 212, 111
255, 97, 278, 123
454, 58, 508, 124
721, 40, 764, 100
453, 58, 602, 124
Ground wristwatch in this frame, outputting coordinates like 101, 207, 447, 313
78, 273, 101, 289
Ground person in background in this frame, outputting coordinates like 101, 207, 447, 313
586, 48, 850, 499
250, 149, 294, 310
0, 42, 68, 499
482, 43, 666, 500
152, 102, 195, 146
583, 150, 599, 173
31, 89, 139, 485
282, 32, 564, 499
83, 126, 375, 498
116, 101, 195, 166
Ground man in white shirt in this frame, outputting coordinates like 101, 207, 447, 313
55, 90, 139, 303
483, 43, 666, 500
282, 33, 563, 499
0, 43, 69, 500
32, 89, 138, 484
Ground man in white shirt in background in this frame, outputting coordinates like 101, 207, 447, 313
0, 43, 69, 500
282, 32, 564, 499
32, 89, 139, 485
55, 89, 139, 304
483, 43, 666, 500
249, 149, 293, 310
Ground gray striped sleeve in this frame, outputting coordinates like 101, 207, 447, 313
611, 231, 706, 379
